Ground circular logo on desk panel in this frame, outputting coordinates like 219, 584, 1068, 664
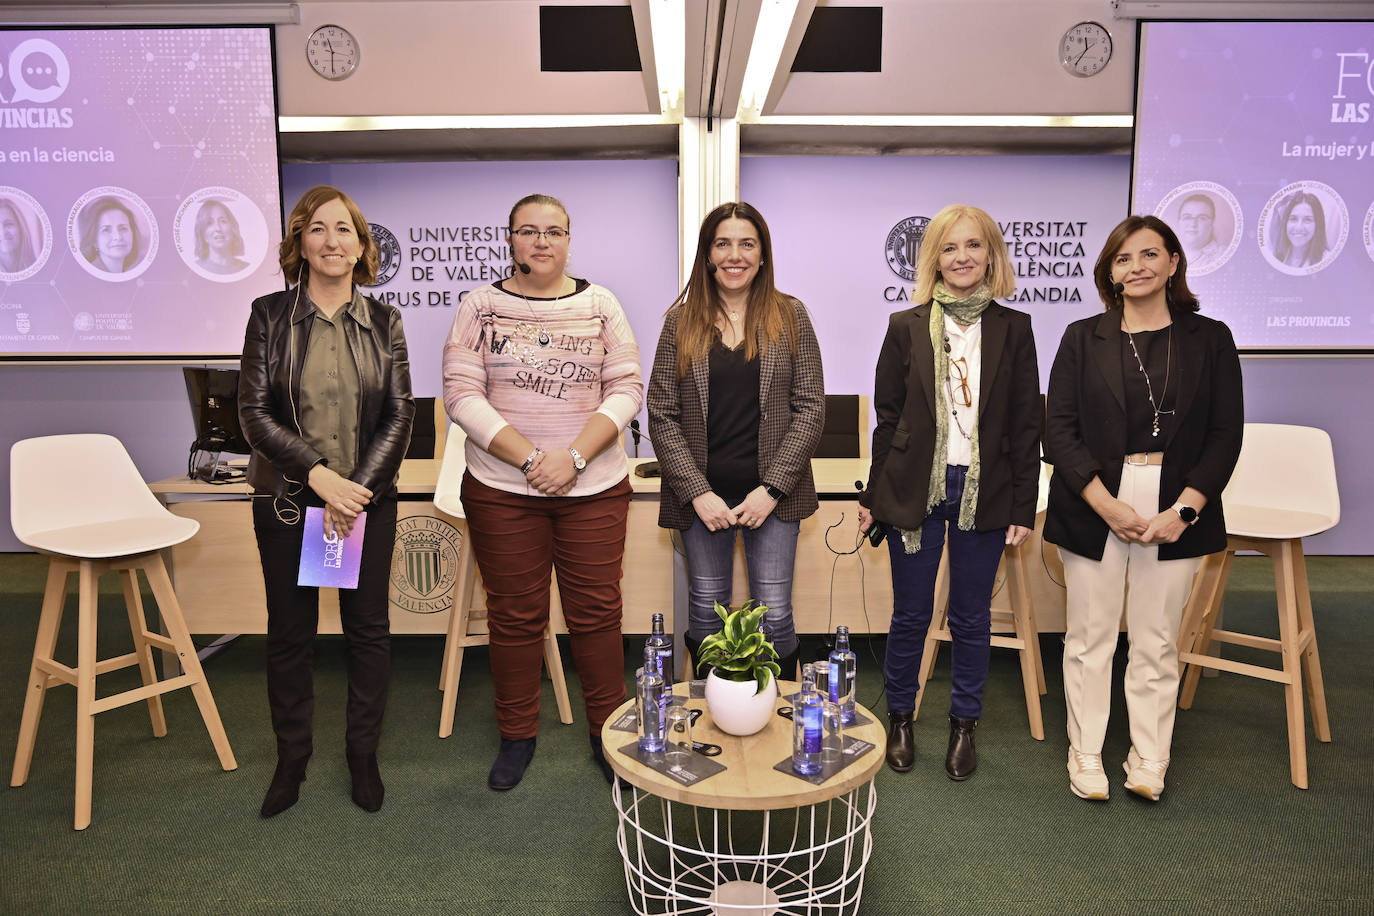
885, 216, 930, 282
390, 516, 460, 614
365, 222, 400, 287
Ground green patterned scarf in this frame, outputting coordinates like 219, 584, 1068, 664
899, 281, 992, 554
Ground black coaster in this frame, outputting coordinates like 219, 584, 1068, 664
618, 740, 727, 787
780, 693, 875, 730
772, 736, 878, 785
608, 695, 694, 733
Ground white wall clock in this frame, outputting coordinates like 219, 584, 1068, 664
1060, 21, 1112, 78
306, 24, 360, 81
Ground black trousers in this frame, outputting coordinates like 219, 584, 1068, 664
252, 492, 397, 759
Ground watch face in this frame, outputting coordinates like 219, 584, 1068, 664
1060, 21, 1112, 78
307, 25, 359, 81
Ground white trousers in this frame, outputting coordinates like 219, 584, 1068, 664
1061, 462, 1202, 761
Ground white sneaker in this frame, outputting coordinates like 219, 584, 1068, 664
1123, 747, 1168, 801
1067, 747, 1109, 800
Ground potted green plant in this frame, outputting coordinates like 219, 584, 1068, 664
696, 600, 782, 736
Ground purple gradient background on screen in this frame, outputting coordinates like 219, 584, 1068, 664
1134, 21, 1374, 348
283, 160, 680, 401
0, 28, 282, 357
740, 155, 1131, 399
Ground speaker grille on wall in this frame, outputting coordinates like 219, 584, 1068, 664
791, 6, 882, 73
540, 6, 642, 71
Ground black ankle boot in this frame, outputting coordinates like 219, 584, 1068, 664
776, 645, 803, 683
886, 712, 914, 773
946, 715, 978, 781
683, 634, 704, 680
589, 733, 615, 784
260, 754, 309, 818
346, 750, 384, 812
488, 737, 537, 791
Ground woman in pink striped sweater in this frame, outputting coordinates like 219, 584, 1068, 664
442, 193, 643, 791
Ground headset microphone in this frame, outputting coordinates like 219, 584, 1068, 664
516, 261, 532, 274
348, 255, 359, 265
705, 262, 717, 274
1112, 281, 1125, 295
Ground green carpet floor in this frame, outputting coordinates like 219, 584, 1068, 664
0, 552, 1369, 914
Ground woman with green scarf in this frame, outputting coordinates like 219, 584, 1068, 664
858, 204, 1042, 780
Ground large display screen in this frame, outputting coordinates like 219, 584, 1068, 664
1133, 20, 1374, 350
0, 27, 282, 358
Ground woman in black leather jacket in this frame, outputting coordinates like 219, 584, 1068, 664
238, 185, 414, 817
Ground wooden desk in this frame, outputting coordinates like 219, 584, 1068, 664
148, 458, 1067, 637
603, 682, 883, 913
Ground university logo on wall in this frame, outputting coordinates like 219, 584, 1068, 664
885, 216, 930, 282
389, 516, 460, 615
366, 222, 401, 286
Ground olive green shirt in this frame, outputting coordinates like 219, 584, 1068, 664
298, 289, 363, 479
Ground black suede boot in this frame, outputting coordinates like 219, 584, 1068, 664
589, 733, 615, 784
346, 750, 384, 812
683, 634, 704, 681
488, 737, 537, 791
886, 712, 914, 773
776, 645, 803, 683
260, 754, 309, 818
946, 715, 978, 781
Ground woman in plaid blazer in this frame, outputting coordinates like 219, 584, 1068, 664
647, 202, 826, 678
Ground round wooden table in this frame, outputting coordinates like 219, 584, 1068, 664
602, 681, 885, 915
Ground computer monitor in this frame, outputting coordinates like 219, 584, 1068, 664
183, 367, 251, 464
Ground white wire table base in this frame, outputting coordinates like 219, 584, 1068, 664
611, 779, 877, 915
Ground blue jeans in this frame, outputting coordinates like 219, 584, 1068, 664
884, 465, 1006, 719
680, 513, 801, 656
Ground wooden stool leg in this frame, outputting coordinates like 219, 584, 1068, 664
74, 561, 99, 830
1274, 542, 1308, 789
1179, 551, 1234, 709
913, 547, 951, 721
438, 542, 477, 738
1007, 547, 1044, 740
543, 627, 574, 725
119, 568, 168, 738
142, 555, 236, 772
12, 559, 71, 788
1290, 543, 1331, 743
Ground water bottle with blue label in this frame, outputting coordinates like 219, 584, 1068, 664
637, 645, 666, 753
828, 625, 857, 725
646, 612, 674, 686
792, 663, 824, 776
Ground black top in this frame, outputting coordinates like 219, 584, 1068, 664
1121, 326, 1177, 452
705, 338, 761, 505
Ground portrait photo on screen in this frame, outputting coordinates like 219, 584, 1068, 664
1258, 181, 1348, 277
1155, 181, 1242, 276
0, 188, 52, 282
68, 187, 159, 282
174, 187, 269, 283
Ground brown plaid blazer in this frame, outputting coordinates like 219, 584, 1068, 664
647, 298, 826, 530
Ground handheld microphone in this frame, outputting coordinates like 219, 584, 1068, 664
1112, 281, 1125, 295
516, 261, 532, 275
856, 480, 886, 546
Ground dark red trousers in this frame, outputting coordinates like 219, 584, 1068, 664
460, 472, 632, 739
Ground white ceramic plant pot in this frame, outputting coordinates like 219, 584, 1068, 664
704, 668, 779, 737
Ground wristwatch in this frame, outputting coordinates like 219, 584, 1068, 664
764, 484, 786, 501
568, 446, 587, 472
520, 448, 542, 474
1171, 503, 1199, 525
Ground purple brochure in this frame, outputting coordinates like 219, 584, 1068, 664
298, 507, 366, 589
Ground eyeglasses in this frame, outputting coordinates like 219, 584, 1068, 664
948, 357, 972, 407
511, 227, 570, 242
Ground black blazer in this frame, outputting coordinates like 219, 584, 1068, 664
860, 301, 1041, 532
1042, 308, 1243, 561
239, 288, 415, 500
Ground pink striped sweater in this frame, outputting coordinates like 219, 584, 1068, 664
441, 280, 643, 496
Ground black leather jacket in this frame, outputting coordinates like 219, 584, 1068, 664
238, 287, 414, 499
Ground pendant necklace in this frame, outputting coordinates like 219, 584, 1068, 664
1122, 317, 1175, 438
505, 275, 575, 368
